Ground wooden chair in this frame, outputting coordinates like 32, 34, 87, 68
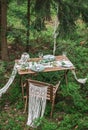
22, 79, 60, 117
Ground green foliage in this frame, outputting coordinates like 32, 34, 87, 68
58, 113, 88, 130
36, 118, 58, 130
8, 82, 22, 103
0, 118, 23, 130
60, 83, 88, 111
0, 0, 88, 129
56, 0, 88, 37
0, 61, 6, 88
0, 61, 5, 74
7, 0, 88, 44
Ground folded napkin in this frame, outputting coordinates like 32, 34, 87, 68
61, 60, 73, 67
56, 60, 73, 67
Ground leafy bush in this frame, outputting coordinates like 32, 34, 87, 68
0, 61, 5, 74
60, 83, 88, 111
36, 118, 58, 130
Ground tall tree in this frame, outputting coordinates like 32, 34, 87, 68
55, 0, 88, 37
33, 0, 88, 35
1, 0, 8, 60
0, 0, 1, 58
33, 0, 51, 31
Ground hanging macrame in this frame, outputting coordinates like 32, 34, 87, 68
53, 6, 59, 55
27, 83, 47, 127
71, 70, 87, 84
52, 6, 87, 85
0, 52, 29, 97
0, 63, 17, 97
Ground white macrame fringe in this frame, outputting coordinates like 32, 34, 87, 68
53, 6, 59, 56
27, 83, 47, 127
0, 63, 17, 97
0, 52, 29, 97
71, 70, 87, 84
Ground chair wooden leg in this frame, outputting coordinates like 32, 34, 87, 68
22, 86, 24, 101
24, 96, 27, 113
50, 99, 55, 117
64, 70, 69, 84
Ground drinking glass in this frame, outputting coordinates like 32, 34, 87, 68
62, 51, 67, 56
62, 51, 67, 62
21, 52, 30, 63
38, 52, 43, 59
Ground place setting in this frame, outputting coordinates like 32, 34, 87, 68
29, 63, 45, 72
59, 60, 73, 68
61, 51, 74, 68
16, 52, 74, 73
29, 53, 56, 72
27, 52, 57, 72
38, 52, 56, 67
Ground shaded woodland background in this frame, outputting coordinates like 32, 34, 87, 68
0, 0, 88, 130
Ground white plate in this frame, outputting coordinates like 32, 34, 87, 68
30, 64, 45, 72
43, 55, 55, 61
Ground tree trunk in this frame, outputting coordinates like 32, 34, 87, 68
26, 0, 30, 52
0, 0, 1, 58
1, 0, 8, 61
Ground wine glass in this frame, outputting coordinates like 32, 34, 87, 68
38, 52, 43, 59
62, 51, 67, 57
38, 52, 43, 64
62, 51, 67, 61
21, 52, 30, 63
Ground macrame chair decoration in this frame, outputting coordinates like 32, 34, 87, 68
22, 79, 60, 125
27, 81, 47, 127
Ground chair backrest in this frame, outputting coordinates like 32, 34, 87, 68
22, 79, 60, 117
26, 79, 60, 102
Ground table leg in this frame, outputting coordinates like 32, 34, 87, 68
20, 76, 25, 100
60, 70, 69, 84
64, 70, 69, 84
19, 75, 22, 86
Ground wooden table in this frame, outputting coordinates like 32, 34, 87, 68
16, 55, 75, 84
16, 55, 75, 100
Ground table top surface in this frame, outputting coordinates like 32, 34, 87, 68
16, 55, 75, 75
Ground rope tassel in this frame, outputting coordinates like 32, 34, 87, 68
71, 70, 87, 84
